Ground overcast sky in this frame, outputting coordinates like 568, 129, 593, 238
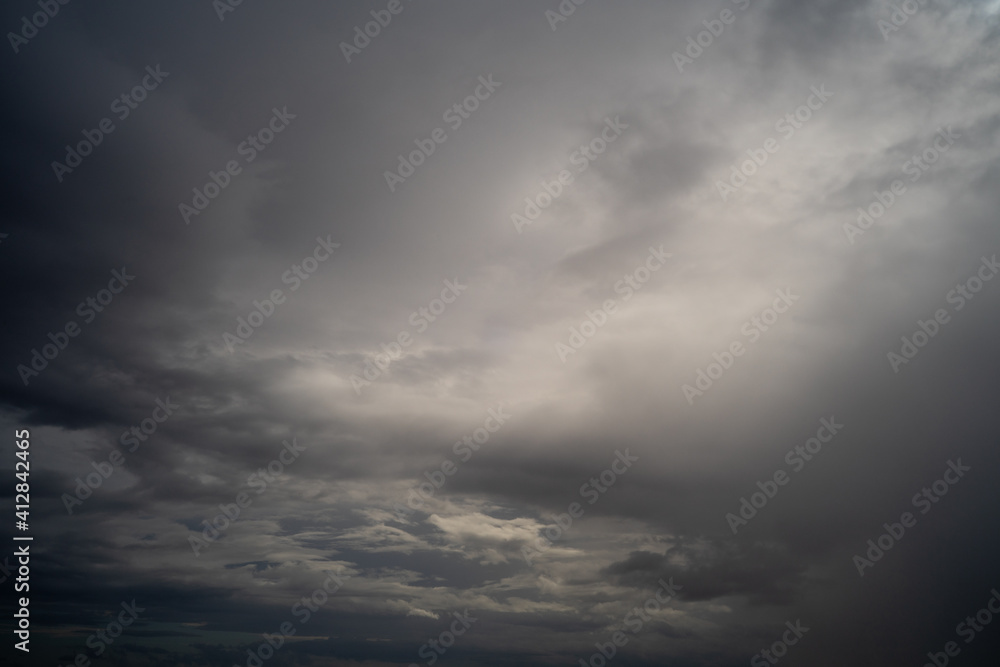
2, 1, 1000, 666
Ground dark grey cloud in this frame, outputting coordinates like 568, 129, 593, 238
2, 1, 1000, 666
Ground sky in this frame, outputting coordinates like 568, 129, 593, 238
2, 1, 1000, 666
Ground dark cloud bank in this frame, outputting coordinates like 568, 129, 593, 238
2, 1, 1000, 666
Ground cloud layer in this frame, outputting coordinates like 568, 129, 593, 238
2, 1, 1000, 665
